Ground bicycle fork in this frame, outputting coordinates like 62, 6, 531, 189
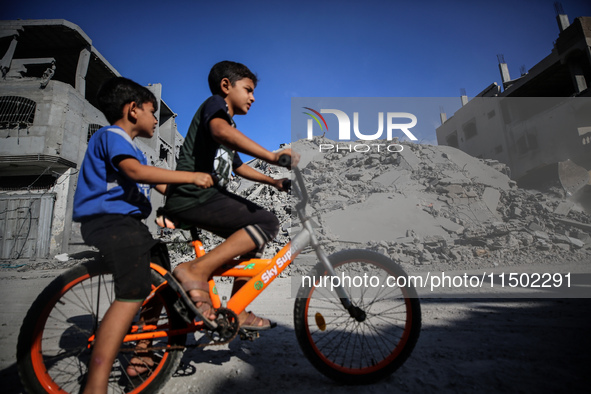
298, 214, 367, 322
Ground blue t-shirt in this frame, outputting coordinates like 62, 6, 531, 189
73, 126, 152, 221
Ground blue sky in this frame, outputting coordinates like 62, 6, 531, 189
4, 0, 591, 151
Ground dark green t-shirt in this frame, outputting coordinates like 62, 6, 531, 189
165, 95, 243, 214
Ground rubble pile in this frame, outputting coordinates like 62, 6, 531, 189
197, 137, 591, 274
9, 137, 591, 275
33, 136, 588, 273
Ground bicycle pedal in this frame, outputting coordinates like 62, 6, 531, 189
238, 328, 260, 341
173, 298, 195, 325
164, 272, 217, 330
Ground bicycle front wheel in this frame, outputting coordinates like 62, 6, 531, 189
294, 249, 421, 384
17, 257, 187, 394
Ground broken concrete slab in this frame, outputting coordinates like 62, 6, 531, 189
568, 237, 586, 248
436, 217, 465, 235
482, 187, 501, 216
438, 145, 511, 191
398, 146, 421, 171
554, 217, 591, 233
439, 173, 473, 185
554, 201, 574, 216
373, 168, 409, 187
321, 193, 449, 243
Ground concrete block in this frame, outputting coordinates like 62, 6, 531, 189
554, 201, 573, 216
533, 230, 550, 240
436, 217, 465, 235
528, 222, 544, 232
482, 187, 501, 214
398, 146, 421, 171
567, 237, 585, 248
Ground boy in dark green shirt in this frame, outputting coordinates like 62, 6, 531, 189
166, 61, 297, 329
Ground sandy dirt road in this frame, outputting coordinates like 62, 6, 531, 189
1, 263, 590, 394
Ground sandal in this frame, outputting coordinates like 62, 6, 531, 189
240, 311, 277, 331
165, 272, 217, 326
126, 339, 154, 377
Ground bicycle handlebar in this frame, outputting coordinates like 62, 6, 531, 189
278, 154, 291, 167
277, 153, 308, 210
282, 179, 291, 191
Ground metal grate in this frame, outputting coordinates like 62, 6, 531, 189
87, 123, 103, 142
0, 96, 36, 128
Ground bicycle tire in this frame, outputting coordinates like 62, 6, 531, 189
294, 249, 421, 384
17, 257, 187, 394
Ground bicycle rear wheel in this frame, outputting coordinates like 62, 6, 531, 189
294, 249, 421, 384
17, 257, 187, 394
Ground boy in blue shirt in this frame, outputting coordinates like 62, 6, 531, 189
73, 77, 213, 393
164, 61, 298, 329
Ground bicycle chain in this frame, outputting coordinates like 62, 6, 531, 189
124, 307, 239, 351
202, 308, 240, 346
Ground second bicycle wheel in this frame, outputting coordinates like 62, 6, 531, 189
17, 257, 187, 394
294, 249, 421, 384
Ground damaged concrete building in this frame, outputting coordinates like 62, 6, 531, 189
436, 9, 591, 191
0, 19, 183, 261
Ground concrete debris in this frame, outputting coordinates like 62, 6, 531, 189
9, 137, 589, 274
165, 137, 590, 274
54, 253, 69, 262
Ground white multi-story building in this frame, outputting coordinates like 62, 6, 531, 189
436, 12, 590, 185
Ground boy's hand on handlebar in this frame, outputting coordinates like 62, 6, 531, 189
273, 148, 300, 169
193, 172, 214, 188
272, 177, 291, 192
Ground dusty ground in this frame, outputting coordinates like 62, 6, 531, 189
1, 258, 590, 394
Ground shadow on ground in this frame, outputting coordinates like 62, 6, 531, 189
167, 298, 591, 393
3, 298, 590, 393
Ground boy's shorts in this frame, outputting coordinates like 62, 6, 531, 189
80, 214, 160, 302
168, 188, 279, 249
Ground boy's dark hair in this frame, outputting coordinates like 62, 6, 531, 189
97, 77, 158, 124
208, 61, 258, 95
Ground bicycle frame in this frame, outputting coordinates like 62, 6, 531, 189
19, 155, 421, 394
121, 167, 354, 344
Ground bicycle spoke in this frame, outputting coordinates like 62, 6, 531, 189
18, 261, 187, 394
295, 250, 421, 383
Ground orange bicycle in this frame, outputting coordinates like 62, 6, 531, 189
16, 162, 421, 393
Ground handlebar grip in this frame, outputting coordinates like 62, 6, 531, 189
282, 179, 291, 191
278, 154, 291, 168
